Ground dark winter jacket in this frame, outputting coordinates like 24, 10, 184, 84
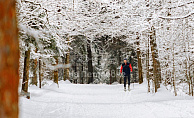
120, 62, 133, 76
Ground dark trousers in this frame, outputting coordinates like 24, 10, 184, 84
124, 75, 130, 87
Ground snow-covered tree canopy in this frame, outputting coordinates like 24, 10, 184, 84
17, 0, 193, 95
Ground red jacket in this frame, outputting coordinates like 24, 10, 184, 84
120, 62, 133, 75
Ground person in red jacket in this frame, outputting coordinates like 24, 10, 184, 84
120, 58, 133, 91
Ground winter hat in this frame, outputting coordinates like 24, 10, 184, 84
124, 58, 127, 60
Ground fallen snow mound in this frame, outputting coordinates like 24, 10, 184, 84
111, 82, 119, 85
59, 80, 72, 84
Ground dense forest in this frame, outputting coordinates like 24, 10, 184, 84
17, 0, 193, 96
0, 0, 193, 117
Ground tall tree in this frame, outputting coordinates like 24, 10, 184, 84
54, 56, 58, 84
39, 57, 42, 88
0, 0, 19, 117
136, 34, 143, 84
146, 34, 150, 92
64, 37, 70, 81
172, 39, 177, 96
22, 48, 30, 92
87, 39, 93, 84
150, 26, 161, 92
31, 48, 38, 86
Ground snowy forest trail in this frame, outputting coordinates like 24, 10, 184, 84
20, 81, 194, 118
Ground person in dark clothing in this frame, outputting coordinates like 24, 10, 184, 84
120, 58, 133, 91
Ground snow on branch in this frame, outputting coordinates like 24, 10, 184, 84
158, 12, 194, 20
165, 1, 194, 9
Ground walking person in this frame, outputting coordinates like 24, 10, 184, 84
120, 58, 133, 91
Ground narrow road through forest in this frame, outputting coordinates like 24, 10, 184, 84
20, 81, 194, 118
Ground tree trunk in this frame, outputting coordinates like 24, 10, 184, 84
136, 35, 143, 84
150, 26, 162, 92
22, 49, 30, 92
185, 62, 191, 95
87, 39, 93, 84
188, 57, 193, 96
64, 53, 70, 80
54, 57, 58, 84
64, 37, 70, 81
114, 68, 117, 83
79, 63, 84, 84
150, 26, 158, 93
39, 58, 42, 88
157, 60, 162, 84
110, 69, 112, 84
31, 48, 38, 86
190, 75, 193, 96
73, 60, 77, 84
118, 50, 121, 66
192, 69, 194, 96
172, 42, 177, 96
146, 36, 150, 92
0, 0, 19, 117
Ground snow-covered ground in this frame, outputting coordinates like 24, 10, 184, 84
19, 80, 194, 118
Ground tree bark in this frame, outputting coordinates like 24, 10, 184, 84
39, 58, 42, 88
185, 62, 191, 95
64, 53, 70, 80
136, 35, 143, 84
87, 40, 93, 84
188, 57, 193, 96
110, 69, 112, 84
64, 37, 70, 81
157, 60, 162, 84
146, 35, 150, 92
22, 49, 30, 92
150, 26, 158, 93
54, 57, 58, 84
118, 50, 121, 66
192, 69, 194, 96
81, 63, 84, 84
114, 68, 117, 83
0, 0, 19, 117
172, 42, 177, 96
73, 60, 77, 84
31, 48, 38, 86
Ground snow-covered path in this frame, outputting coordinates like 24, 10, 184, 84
19, 81, 194, 118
